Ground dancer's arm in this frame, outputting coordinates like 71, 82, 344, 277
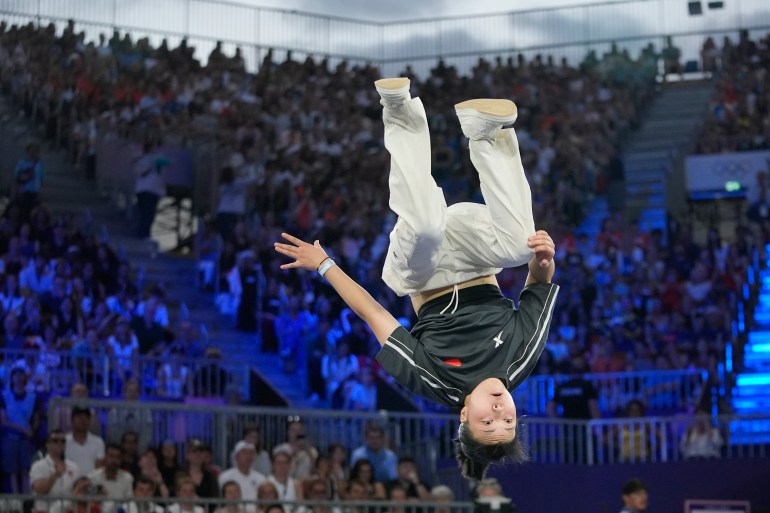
275, 233, 400, 347
525, 230, 556, 286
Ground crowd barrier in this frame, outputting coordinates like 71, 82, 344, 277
0, 495, 474, 513
48, 397, 770, 482
0, 347, 247, 400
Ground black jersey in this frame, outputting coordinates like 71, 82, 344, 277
376, 282, 559, 408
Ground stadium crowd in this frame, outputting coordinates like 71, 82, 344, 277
0, 16, 759, 503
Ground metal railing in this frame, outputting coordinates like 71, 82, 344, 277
0, 348, 247, 400
513, 369, 709, 416
1, 0, 770, 75
0, 495, 475, 513
48, 397, 770, 475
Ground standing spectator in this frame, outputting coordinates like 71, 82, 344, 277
680, 408, 724, 460
218, 441, 267, 513
133, 141, 169, 239
266, 448, 303, 513
125, 475, 165, 513
30, 429, 80, 513
14, 142, 45, 220
272, 418, 319, 480
344, 367, 377, 412
242, 425, 272, 477
1, 367, 43, 493
169, 476, 205, 513
216, 165, 257, 242
619, 478, 649, 513
350, 423, 397, 483
107, 317, 139, 385
226, 250, 262, 333
546, 371, 601, 462
88, 443, 134, 513
385, 457, 429, 501
274, 293, 316, 374
193, 347, 231, 398
56, 382, 101, 435
106, 379, 153, 451
65, 406, 106, 475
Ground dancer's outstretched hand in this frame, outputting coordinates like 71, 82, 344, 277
528, 230, 555, 268
274, 232, 330, 271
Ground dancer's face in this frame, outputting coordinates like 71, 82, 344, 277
460, 378, 517, 444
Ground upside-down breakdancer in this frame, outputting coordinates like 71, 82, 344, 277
275, 78, 559, 480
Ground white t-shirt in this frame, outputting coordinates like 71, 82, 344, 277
65, 432, 105, 476
89, 467, 134, 500
218, 467, 265, 513
29, 455, 80, 512
167, 505, 205, 513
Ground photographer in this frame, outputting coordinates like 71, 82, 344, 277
13, 142, 45, 220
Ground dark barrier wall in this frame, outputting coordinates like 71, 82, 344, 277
491, 458, 770, 513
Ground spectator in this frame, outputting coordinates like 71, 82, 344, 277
136, 448, 170, 497
474, 478, 514, 513
310, 455, 343, 502
156, 346, 193, 399
133, 141, 168, 239
88, 443, 134, 513
106, 379, 153, 451
385, 456, 429, 501
51, 475, 106, 513
158, 441, 182, 495
342, 480, 369, 513
327, 444, 349, 483
429, 485, 454, 513
193, 347, 232, 398
272, 418, 318, 480
169, 476, 205, 513
218, 441, 267, 513
344, 366, 377, 412
256, 481, 280, 513
183, 438, 219, 502
302, 477, 341, 513
216, 165, 258, 242
13, 142, 45, 219
30, 429, 80, 513
214, 480, 246, 513
267, 446, 305, 513
57, 382, 101, 435
107, 317, 139, 385
619, 478, 649, 513
242, 425, 272, 477
616, 400, 659, 463
125, 475, 165, 513
347, 459, 386, 501
121, 431, 142, 477
321, 340, 359, 408
546, 371, 601, 462
680, 408, 724, 460
350, 423, 397, 483
1, 367, 43, 493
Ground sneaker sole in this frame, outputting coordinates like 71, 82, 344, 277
454, 99, 518, 123
375, 77, 410, 90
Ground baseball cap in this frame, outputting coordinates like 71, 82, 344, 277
622, 478, 648, 495
232, 440, 256, 456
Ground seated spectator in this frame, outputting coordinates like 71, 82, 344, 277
201, 443, 222, 477
30, 429, 80, 513
214, 481, 245, 513
347, 459, 386, 501
474, 478, 514, 513
107, 317, 139, 384
135, 287, 170, 328
157, 347, 193, 399
168, 476, 205, 513
183, 438, 219, 501
310, 455, 343, 502
327, 444, 349, 483
342, 481, 369, 513
88, 443, 134, 513
267, 447, 304, 513
219, 441, 267, 513
130, 302, 166, 355
680, 408, 724, 460
615, 400, 660, 463
302, 477, 341, 513
321, 340, 359, 408
193, 347, 231, 398
385, 485, 409, 513
158, 441, 182, 495
272, 418, 318, 480
125, 475, 165, 513
242, 425, 272, 477
429, 485, 454, 513
256, 480, 279, 513
50, 475, 104, 513
385, 457, 429, 501
350, 423, 397, 483
343, 367, 377, 412
136, 448, 170, 497
56, 382, 101, 435
1, 367, 43, 493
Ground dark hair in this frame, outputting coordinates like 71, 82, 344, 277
47, 429, 65, 442
454, 421, 528, 481
106, 442, 123, 454
220, 166, 235, 184
221, 480, 241, 495
134, 475, 157, 491
350, 458, 376, 484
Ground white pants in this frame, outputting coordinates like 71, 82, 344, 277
381, 97, 535, 297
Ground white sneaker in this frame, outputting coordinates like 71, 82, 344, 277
455, 99, 518, 140
375, 77, 411, 109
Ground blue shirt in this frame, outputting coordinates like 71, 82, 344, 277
14, 158, 45, 193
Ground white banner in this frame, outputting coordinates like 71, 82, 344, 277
686, 150, 770, 200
